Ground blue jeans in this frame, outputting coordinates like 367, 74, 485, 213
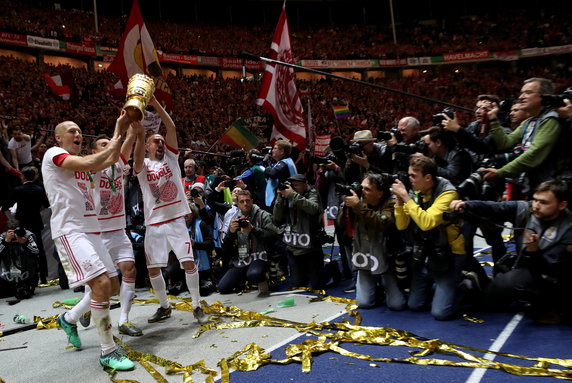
356, 270, 406, 310
407, 253, 465, 320
217, 259, 268, 294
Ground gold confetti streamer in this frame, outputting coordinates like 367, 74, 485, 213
22, 293, 571, 382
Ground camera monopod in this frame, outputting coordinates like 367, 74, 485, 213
240, 51, 474, 113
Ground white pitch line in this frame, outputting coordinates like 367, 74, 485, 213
465, 313, 524, 383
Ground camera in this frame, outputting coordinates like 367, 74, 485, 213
190, 188, 201, 198
312, 153, 337, 165
316, 230, 335, 245
377, 131, 392, 141
225, 179, 237, 189
492, 146, 524, 168
457, 158, 499, 200
392, 140, 428, 156
432, 107, 455, 127
442, 211, 464, 224
541, 87, 572, 108
378, 127, 402, 142
335, 182, 362, 197
329, 136, 363, 156
14, 227, 26, 238
237, 216, 250, 229
277, 181, 291, 190
249, 153, 265, 163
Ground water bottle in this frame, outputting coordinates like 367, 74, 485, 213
13, 314, 31, 324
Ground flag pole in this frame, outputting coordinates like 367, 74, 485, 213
243, 52, 473, 113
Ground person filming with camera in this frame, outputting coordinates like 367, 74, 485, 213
391, 156, 465, 320
217, 189, 277, 296
274, 173, 326, 290
337, 172, 405, 309
482, 78, 566, 196
0, 219, 39, 300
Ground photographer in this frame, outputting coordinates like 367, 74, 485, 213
0, 219, 39, 299
218, 189, 277, 296
181, 158, 206, 193
264, 139, 297, 207
344, 130, 392, 182
391, 156, 465, 321
419, 126, 472, 187
483, 78, 565, 195
396, 116, 422, 145
338, 172, 404, 309
236, 149, 266, 208
450, 180, 572, 323
274, 174, 325, 290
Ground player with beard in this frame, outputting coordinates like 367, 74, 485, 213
133, 96, 207, 325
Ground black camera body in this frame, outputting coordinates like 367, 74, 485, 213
432, 107, 455, 127
335, 182, 362, 197
249, 153, 265, 163
541, 87, 572, 108
277, 181, 291, 190
237, 216, 251, 229
190, 188, 201, 198
312, 153, 337, 165
493, 146, 524, 168
346, 142, 362, 156
14, 227, 26, 238
457, 158, 498, 200
442, 211, 464, 224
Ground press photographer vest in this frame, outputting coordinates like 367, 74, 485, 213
515, 108, 560, 190
408, 177, 457, 272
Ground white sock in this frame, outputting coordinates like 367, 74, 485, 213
119, 277, 135, 325
65, 285, 91, 323
184, 265, 200, 309
91, 300, 116, 355
149, 273, 170, 309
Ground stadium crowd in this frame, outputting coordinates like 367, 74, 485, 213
1, 3, 572, 340
1, 0, 571, 59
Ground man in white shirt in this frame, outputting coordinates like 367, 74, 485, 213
41, 110, 135, 370
133, 96, 207, 325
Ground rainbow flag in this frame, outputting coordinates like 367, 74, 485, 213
332, 105, 350, 119
220, 120, 260, 150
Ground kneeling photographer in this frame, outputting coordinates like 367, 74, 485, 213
450, 180, 572, 323
391, 156, 465, 321
217, 190, 278, 296
274, 174, 326, 290
337, 172, 405, 309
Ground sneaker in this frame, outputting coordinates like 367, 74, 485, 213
57, 314, 81, 348
79, 311, 91, 327
99, 348, 135, 371
148, 306, 172, 323
118, 322, 143, 336
193, 306, 208, 324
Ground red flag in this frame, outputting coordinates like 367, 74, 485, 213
256, 5, 306, 149
42, 69, 79, 103
107, 0, 172, 110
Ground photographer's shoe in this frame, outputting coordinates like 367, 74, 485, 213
57, 314, 81, 348
79, 311, 91, 327
148, 306, 172, 323
193, 306, 209, 324
257, 280, 270, 297
100, 348, 135, 371
118, 322, 143, 336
